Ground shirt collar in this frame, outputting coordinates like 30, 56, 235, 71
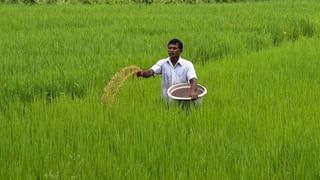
166, 57, 183, 67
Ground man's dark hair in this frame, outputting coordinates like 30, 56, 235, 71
168, 38, 183, 52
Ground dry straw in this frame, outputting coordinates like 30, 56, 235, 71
101, 65, 140, 104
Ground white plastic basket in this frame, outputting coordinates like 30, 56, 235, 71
167, 83, 207, 101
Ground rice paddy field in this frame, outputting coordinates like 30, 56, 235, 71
1, 1, 320, 179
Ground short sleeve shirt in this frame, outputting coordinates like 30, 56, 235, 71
151, 57, 197, 99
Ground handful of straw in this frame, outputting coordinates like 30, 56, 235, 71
101, 65, 140, 104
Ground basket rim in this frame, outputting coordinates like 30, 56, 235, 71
167, 83, 207, 100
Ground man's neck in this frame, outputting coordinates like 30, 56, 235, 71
170, 57, 179, 66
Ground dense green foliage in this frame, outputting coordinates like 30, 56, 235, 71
1, 0, 268, 5
1, 1, 320, 179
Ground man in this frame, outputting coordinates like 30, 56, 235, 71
136, 38, 198, 100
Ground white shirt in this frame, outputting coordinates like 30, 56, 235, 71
151, 57, 197, 99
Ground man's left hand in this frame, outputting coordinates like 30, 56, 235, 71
190, 89, 198, 100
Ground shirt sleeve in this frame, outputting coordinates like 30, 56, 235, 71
151, 59, 163, 75
187, 63, 197, 81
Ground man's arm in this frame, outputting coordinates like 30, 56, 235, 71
136, 69, 154, 78
189, 78, 198, 100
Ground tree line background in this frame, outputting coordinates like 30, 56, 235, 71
0, 0, 268, 5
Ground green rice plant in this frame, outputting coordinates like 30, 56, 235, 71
1, 1, 320, 179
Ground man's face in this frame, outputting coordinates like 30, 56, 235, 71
168, 43, 181, 59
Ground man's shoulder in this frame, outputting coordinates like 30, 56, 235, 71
180, 57, 194, 66
156, 58, 169, 64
